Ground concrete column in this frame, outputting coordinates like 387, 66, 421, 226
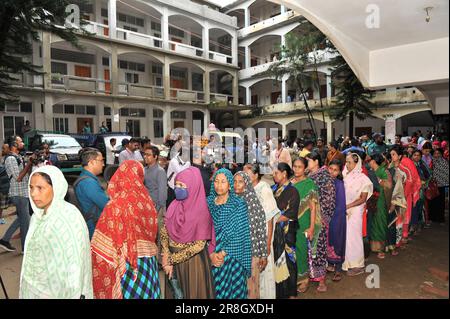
281, 79, 287, 104
164, 57, 171, 100
203, 67, 210, 104
244, 46, 251, 69
281, 123, 287, 139
281, 34, 286, 49
281, 5, 286, 14
96, 53, 103, 89
163, 106, 172, 137
95, 0, 102, 24
203, 21, 209, 59
112, 100, 120, 131
244, 8, 250, 27
108, 0, 117, 39
326, 117, 333, 143
110, 45, 119, 96
232, 35, 238, 66
162, 7, 169, 50
145, 16, 152, 36
246, 86, 252, 106
203, 109, 211, 133
43, 94, 53, 131
326, 73, 332, 98
232, 73, 239, 105
41, 32, 52, 90
384, 114, 398, 145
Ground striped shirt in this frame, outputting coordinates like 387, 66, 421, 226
5, 154, 29, 198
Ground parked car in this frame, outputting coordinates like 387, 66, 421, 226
24, 130, 83, 173
70, 132, 132, 162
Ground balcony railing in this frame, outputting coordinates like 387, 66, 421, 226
210, 93, 233, 106
5, 73, 43, 88
51, 74, 111, 94
118, 83, 165, 99
239, 61, 275, 79
83, 21, 110, 37
116, 28, 163, 49
169, 41, 203, 57
209, 51, 233, 64
170, 88, 205, 103
238, 10, 298, 38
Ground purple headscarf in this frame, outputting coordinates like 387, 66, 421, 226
164, 166, 213, 243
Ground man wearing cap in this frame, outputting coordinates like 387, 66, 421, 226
367, 133, 387, 156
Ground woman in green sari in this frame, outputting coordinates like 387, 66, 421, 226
291, 157, 321, 293
368, 154, 393, 259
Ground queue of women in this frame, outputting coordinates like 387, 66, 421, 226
18, 141, 448, 299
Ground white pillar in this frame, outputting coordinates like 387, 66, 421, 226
282, 123, 287, 139
232, 35, 238, 66
203, 109, 210, 133
326, 117, 333, 143
246, 87, 252, 106
281, 5, 286, 14
164, 57, 171, 100
162, 7, 169, 50
111, 45, 118, 96
203, 21, 209, 59
281, 34, 286, 49
281, 79, 287, 104
245, 46, 251, 69
244, 8, 250, 27
233, 74, 239, 105
108, 0, 117, 39
41, 32, 52, 90
43, 94, 53, 131
384, 114, 398, 145
203, 67, 210, 104
112, 100, 120, 132
326, 73, 332, 98
95, 0, 102, 23
187, 66, 192, 91
163, 107, 172, 137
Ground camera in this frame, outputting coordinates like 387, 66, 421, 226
32, 150, 48, 165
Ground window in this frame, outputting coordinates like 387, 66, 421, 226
154, 119, 163, 138
153, 109, 163, 118
171, 111, 186, 119
120, 108, 145, 118
152, 65, 163, 75
53, 118, 69, 133
125, 73, 139, 84
3, 116, 24, 140
170, 69, 186, 78
119, 60, 128, 69
120, 108, 129, 117
64, 105, 74, 114
76, 105, 85, 114
20, 102, 32, 113
119, 60, 145, 72
86, 105, 96, 115
102, 57, 110, 66
169, 27, 184, 38
123, 25, 138, 33
53, 104, 64, 114
101, 8, 108, 18
126, 119, 140, 137
104, 106, 111, 116
136, 18, 144, 27
118, 13, 127, 22
151, 21, 161, 32
51, 62, 68, 75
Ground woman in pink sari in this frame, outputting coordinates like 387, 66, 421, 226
389, 145, 421, 244
342, 153, 373, 276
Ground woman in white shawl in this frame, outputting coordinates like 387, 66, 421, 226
342, 153, 373, 277
20, 166, 93, 299
244, 163, 280, 299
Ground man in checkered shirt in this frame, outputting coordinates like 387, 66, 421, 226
0, 136, 35, 253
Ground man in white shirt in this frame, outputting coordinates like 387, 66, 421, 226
167, 147, 191, 190
106, 138, 117, 165
118, 138, 144, 164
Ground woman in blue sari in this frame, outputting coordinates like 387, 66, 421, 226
327, 159, 347, 282
207, 168, 252, 299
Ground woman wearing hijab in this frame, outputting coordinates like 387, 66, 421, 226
234, 171, 267, 299
429, 148, 449, 224
161, 167, 215, 299
389, 145, 422, 244
20, 166, 92, 299
290, 157, 320, 293
208, 168, 252, 299
272, 163, 299, 299
327, 159, 347, 282
243, 163, 279, 299
342, 153, 373, 276
411, 149, 432, 233
305, 152, 336, 292
91, 160, 160, 299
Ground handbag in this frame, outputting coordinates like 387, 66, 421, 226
425, 179, 440, 200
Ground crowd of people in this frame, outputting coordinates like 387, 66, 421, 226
0, 128, 448, 299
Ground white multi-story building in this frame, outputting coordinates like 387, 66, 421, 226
2, 0, 447, 144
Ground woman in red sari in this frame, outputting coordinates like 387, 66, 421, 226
91, 160, 160, 299
389, 145, 422, 245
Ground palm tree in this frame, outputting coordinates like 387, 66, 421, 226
265, 32, 319, 139
329, 54, 376, 138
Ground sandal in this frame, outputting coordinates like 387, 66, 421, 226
326, 265, 335, 272
317, 282, 327, 293
297, 281, 309, 294
332, 272, 342, 282
377, 252, 386, 259
391, 250, 399, 256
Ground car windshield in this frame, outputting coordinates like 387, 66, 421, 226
43, 136, 81, 149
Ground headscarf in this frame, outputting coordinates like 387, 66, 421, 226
343, 153, 373, 204
91, 160, 158, 299
234, 171, 267, 258
165, 166, 212, 243
21, 166, 92, 299
207, 168, 252, 276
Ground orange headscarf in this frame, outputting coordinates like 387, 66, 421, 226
91, 160, 158, 299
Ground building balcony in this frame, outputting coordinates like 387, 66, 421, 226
169, 41, 203, 58
5, 73, 43, 88
170, 88, 205, 103
51, 74, 111, 95
116, 28, 163, 49
118, 83, 165, 99
238, 61, 275, 80
209, 51, 233, 64
210, 93, 233, 106
238, 11, 299, 39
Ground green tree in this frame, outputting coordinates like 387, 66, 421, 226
329, 54, 375, 138
0, 0, 89, 103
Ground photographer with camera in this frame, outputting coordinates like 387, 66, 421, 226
31, 143, 53, 172
0, 136, 35, 253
